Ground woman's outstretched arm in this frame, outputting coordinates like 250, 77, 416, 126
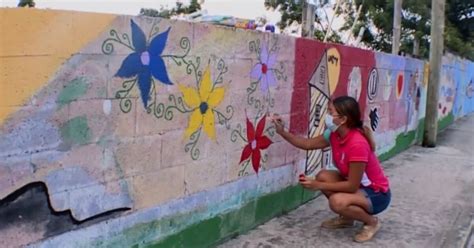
272, 114, 330, 150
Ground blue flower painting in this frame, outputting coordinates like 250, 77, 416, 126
115, 20, 172, 108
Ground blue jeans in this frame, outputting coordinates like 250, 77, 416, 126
361, 187, 391, 215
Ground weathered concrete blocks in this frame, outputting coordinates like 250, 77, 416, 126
130, 165, 185, 209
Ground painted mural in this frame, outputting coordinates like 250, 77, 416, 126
1, 8, 473, 248
444, 54, 474, 119
103, 19, 234, 160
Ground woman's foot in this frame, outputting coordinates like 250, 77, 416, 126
354, 217, 381, 242
321, 216, 355, 229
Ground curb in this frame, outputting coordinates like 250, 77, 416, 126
462, 219, 473, 248
441, 210, 473, 248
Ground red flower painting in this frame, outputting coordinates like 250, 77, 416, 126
239, 116, 272, 174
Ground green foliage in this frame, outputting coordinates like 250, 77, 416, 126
265, 0, 342, 43
264, 0, 303, 30
444, 0, 474, 60
445, 23, 474, 60
314, 29, 342, 44
264, 0, 473, 59
343, 0, 473, 60
174, 0, 201, 15
18, 0, 35, 7
140, 7, 172, 18
140, 0, 201, 18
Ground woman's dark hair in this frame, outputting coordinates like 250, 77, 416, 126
332, 96, 363, 129
331, 96, 376, 151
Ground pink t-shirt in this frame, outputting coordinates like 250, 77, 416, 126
328, 129, 390, 193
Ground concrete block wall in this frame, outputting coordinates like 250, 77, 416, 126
1, 8, 473, 247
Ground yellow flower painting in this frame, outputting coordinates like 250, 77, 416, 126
179, 65, 225, 140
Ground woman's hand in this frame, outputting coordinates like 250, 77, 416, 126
299, 175, 321, 190
271, 113, 285, 134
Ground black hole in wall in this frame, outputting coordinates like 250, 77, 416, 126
0, 182, 74, 237
0, 182, 130, 239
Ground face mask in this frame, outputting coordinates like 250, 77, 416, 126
325, 115, 341, 132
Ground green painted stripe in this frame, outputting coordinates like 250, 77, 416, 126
378, 119, 425, 162
145, 185, 311, 248
377, 112, 454, 163
437, 112, 454, 132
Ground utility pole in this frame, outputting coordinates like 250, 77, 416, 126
301, 0, 316, 38
323, 0, 341, 42
345, 4, 363, 44
413, 37, 420, 57
353, 27, 365, 47
423, 0, 445, 147
392, 0, 402, 54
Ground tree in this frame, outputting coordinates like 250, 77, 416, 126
264, 0, 342, 43
341, 0, 429, 57
446, 0, 473, 41
343, 0, 473, 60
444, 0, 474, 59
264, 0, 303, 30
18, 0, 35, 7
175, 0, 201, 15
140, 0, 201, 18
140, 7, 173, 18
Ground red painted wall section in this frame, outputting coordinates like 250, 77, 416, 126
289, 38, 325, 135
290, 40, 376, 134
331, 43, 376, 117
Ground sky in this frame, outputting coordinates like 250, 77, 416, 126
0, 0, 274, 20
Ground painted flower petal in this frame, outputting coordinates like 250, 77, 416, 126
260, 75, 270, 92
260, 44, 269, 65
267, 53, 277, 67
239, 144, 252, 163
250, 63, 263, 80
246, 117, 255, 142
202, 111, 216, 140
130, 20, 147, 52
115, 52, 144, 78
149, 27, 171, 56
178, 85, 200, 109
150, 56, 172, 85
251, 148, 261, 174
257, 136, 272, 150
185, 109, 203, 138
256, 116, 266, 137
137, 69, 152, 108
199, 65, 213, 101
207, 87, 224, 108
266, 70, 277, 87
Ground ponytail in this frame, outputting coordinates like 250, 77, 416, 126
361, 124, 376, 151
331, 96, 377, 151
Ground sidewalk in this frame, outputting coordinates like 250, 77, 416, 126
218, 115, 474, 248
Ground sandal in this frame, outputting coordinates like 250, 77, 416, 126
321, 216, 355, 229
354, 217, 381, 242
